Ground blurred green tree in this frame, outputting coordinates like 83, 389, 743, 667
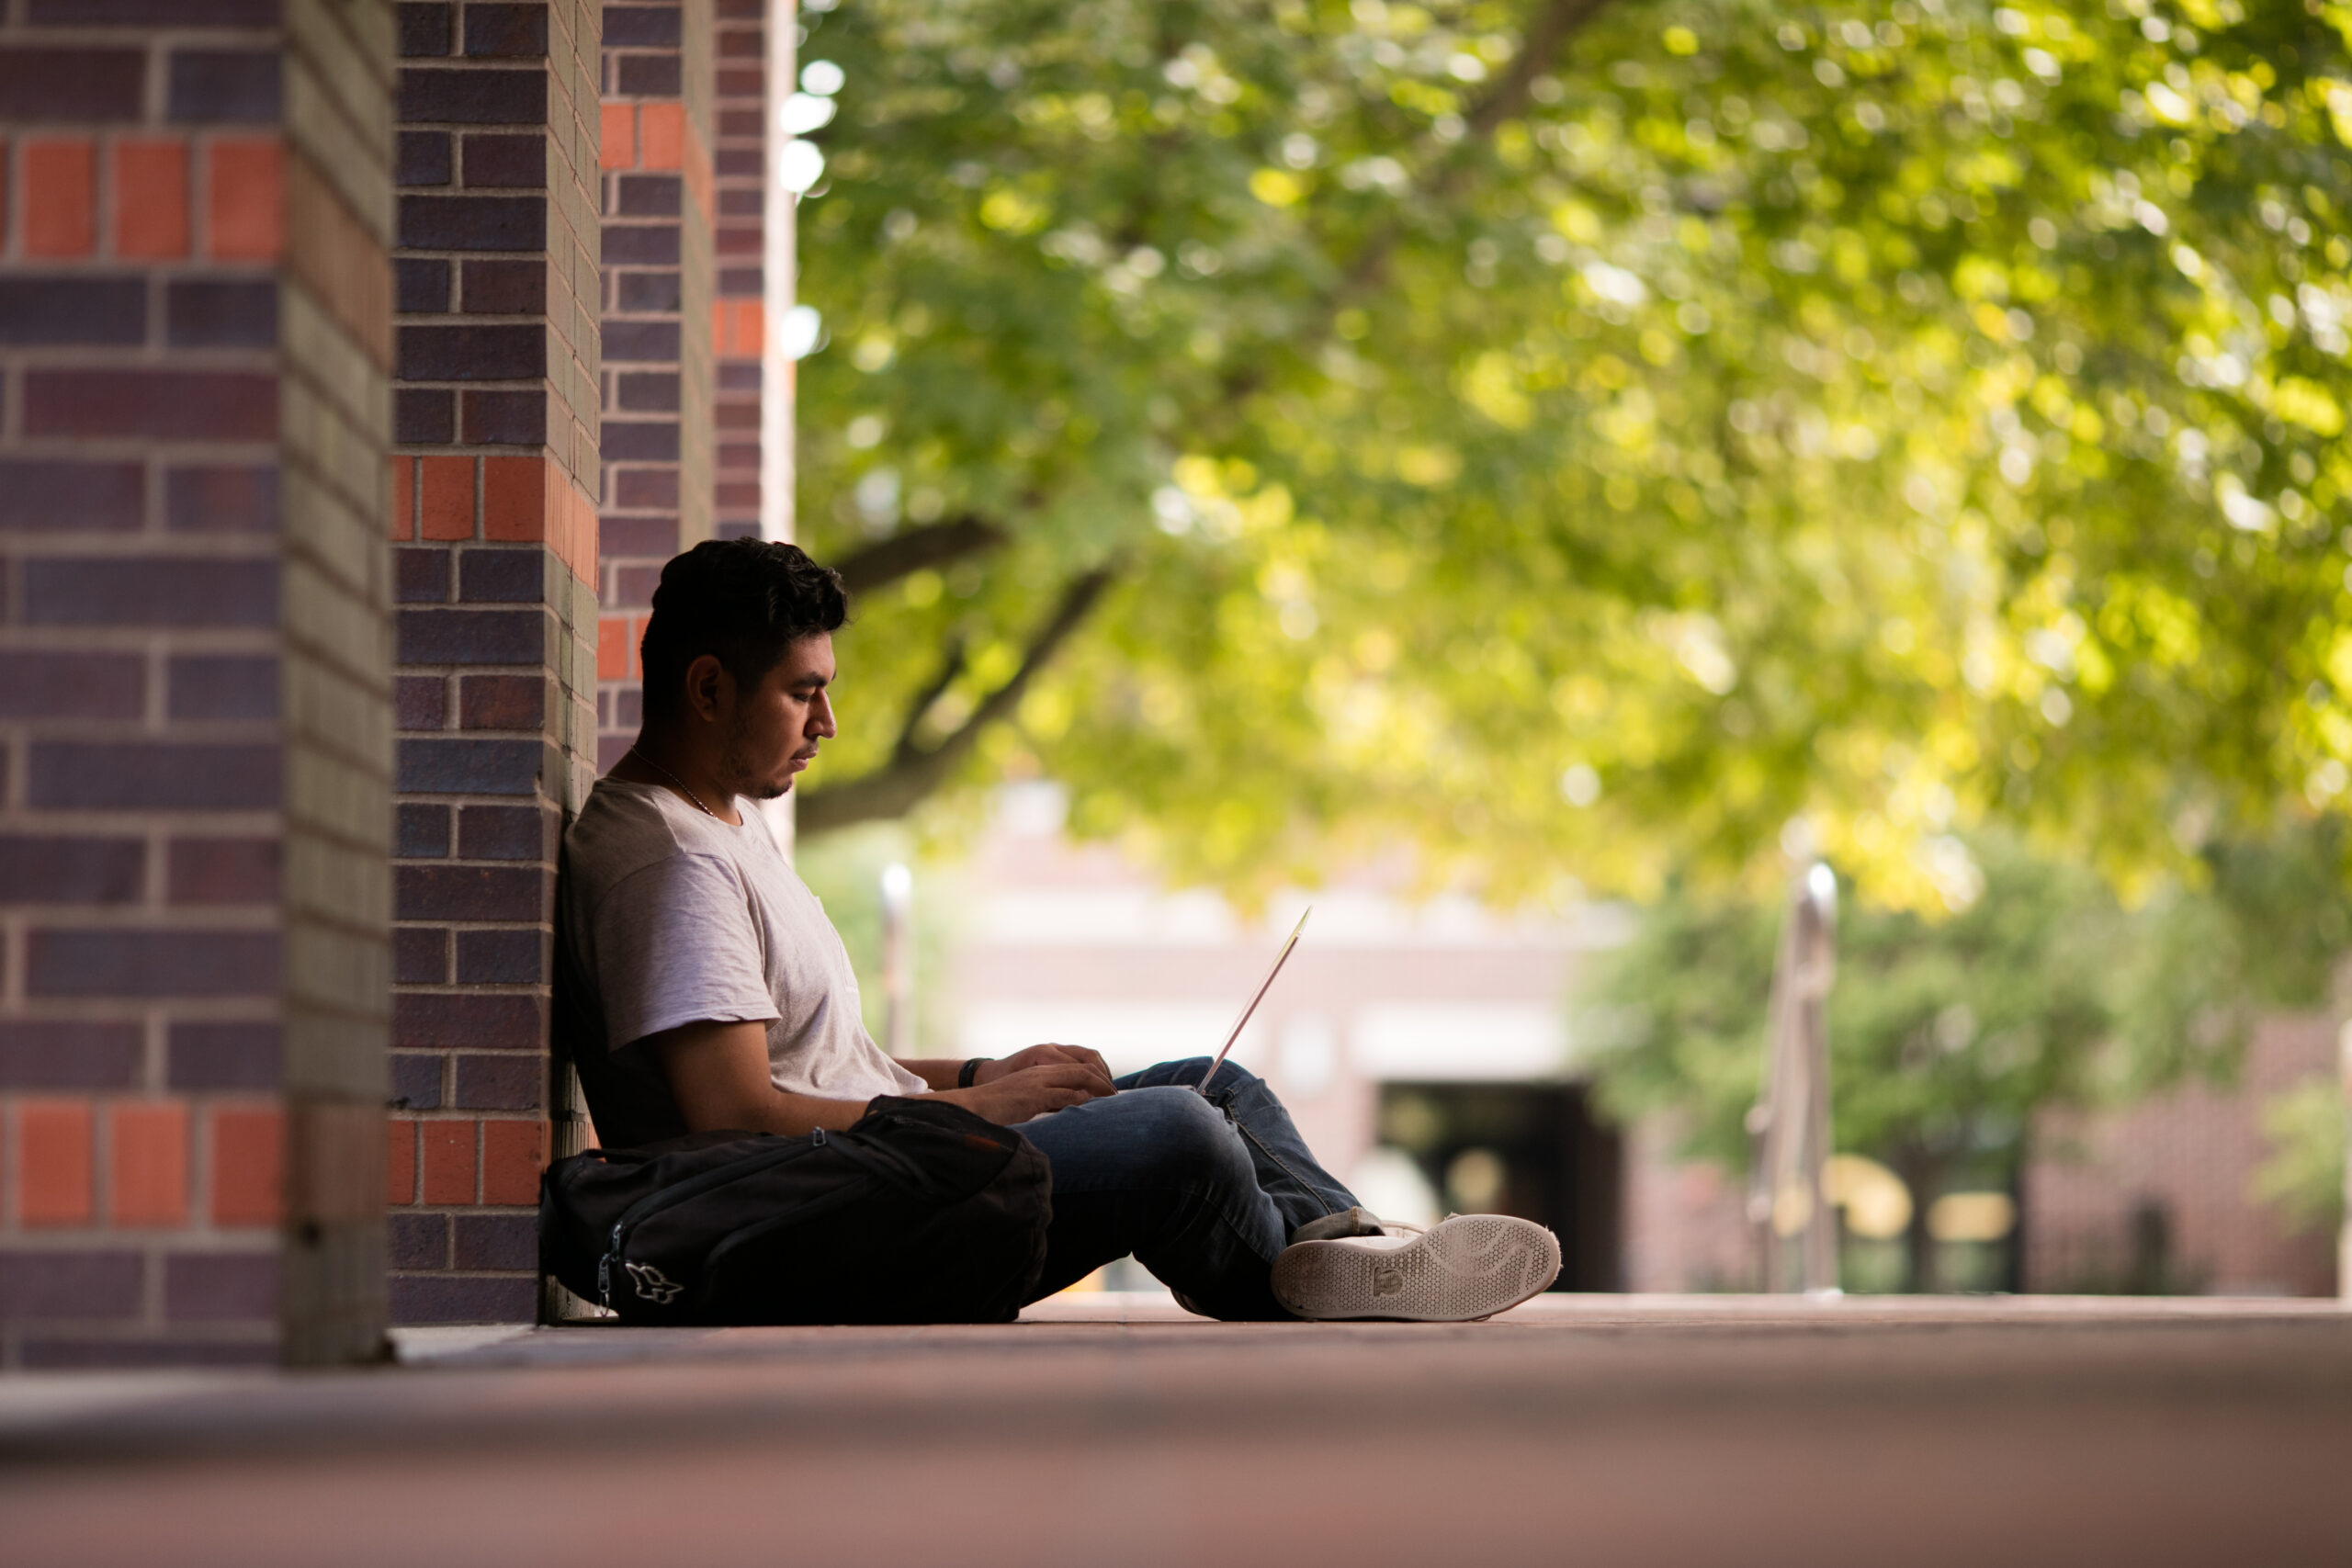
1579, 824, 2352, 1287
790, 0, 2352, 909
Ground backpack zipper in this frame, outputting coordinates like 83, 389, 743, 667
595, 1130, 828, 1309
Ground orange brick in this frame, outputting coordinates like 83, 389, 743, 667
109, 1102, 189, 1226
113, 139, 189, 258
211, 1107, 284, 1226
24, 140, 96, 257
17, 1100, 95, 1225
596, 615, 630, 682
482, 455, 547, 541
419, 455, 476, 540
600, 102, 636, 169
389, 456, 416, 541
207, 139, 283, 261
420, 1120, 476, 1205
482, 1120, 548, 1206
639, 102, 684, 170
714, 299, 764, 358
386, 1119, 418, 1206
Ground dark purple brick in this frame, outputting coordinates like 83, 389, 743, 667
464, 4, 549, 56
164, 467, 278, 532
599, 516, 678, 557
603, 321, 680, 363
456, 803, 545, 860
616, 53, 682, 96
390, 1051, 445, 1110
397, 194, 546, 253
395, 863, 542, 922
397, 3, 454, 57
453, 1212, 537, 1269
396, 388, 457, 444
396, 323, 546, 381
616, 269, 681, 312
459, 258, 544, 313
0, 652, 143, 719
604, 6, 684, 46
714, 148, 762, 180
28, 929, 280, 998
393, 923, 447, 982
397, 606, 545, 664
25, 370, 275, 441
32, 0, 277, 20
165, 280, 277, 348
392, 991, 545, 1051
602, 225, 680, 266
0, 50, 144, 119
0, 1250, 142, 1319
398, 67, 548, 126
397, 803, 451, 859
25, 558, 277, 626
611, 564, 662, 609
398, 130, 454, 187
20, 1338, 275, 1370
718, 28, 764, 58
455, 929, 543, 986
0, 459, 144, 532
164, 1251, 277, 1320
603, 421, 679, 461
715, 66, 763, 98
167, 50, 281, 122
717, 268, 763, 301
397, 546, 451, 603
460, 390, 546, 446
613, 468, 680, 509
616, 372, 681, 412
166, 1021, 280, 1089
167, 837, 280, 905
167, 655, 277, 721
0, 837, 144, 904
0, 1021, 142, 1089
394, 674, 448, 731
389, 1274, 537, 1325
31, 743, 278, 809
396, 737, 546, 795
718, 108, 763, 139
0, 277, 144, 344
389, 1212, 448, 1269
397, 258, 452, 314
613, 686, 643, 728
718, 187, 763, 218
458, 548, 543, 604
461, 133, 544, 188
615, 174, 682, 217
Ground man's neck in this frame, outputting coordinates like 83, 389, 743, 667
615, 730, 742, 825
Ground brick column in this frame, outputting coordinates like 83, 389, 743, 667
389, 0, 600, 1324
0, 2, 395, 1366
713, 0, 770, 547
594, 2, 714, 773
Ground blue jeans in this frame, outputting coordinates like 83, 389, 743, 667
1015, 1056, 1361, 1320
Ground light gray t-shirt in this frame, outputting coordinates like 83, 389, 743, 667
556, 777, 924, 1146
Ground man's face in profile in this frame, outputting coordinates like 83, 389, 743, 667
718, 633, 837, 799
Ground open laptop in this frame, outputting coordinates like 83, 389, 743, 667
1193, 906, 1311, 1095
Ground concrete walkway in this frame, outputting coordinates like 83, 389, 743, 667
4, 1294, 2349, 1565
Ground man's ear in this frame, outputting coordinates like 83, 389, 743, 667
682, 653, 733, 724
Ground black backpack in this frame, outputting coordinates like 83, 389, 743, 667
539, 1095, 1052, 1325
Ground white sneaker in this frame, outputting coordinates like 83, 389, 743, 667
1272, 1213, 1561, 1322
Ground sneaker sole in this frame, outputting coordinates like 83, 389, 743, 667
1272, 1214, 1562, 1322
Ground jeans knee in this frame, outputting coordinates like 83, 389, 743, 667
1122, 1086, 1254, 1189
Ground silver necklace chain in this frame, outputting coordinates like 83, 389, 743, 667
627, 746, 718, 818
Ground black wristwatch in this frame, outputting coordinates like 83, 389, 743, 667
957, 1056, 986, 1089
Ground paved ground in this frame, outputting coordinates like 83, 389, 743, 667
3, 1293, 2349, 1566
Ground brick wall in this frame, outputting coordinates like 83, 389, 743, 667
389, 0, 601, 1325
594, 0, 712, 773
0, 0, 396, 1367
712, 0, 771, 547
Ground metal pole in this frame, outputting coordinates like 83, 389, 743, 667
1749, 862, 1838, 1293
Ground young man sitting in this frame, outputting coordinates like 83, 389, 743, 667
556, 538, 1561, 1320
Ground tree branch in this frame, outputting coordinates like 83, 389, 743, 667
830, 515, 1010, 596
796, 566, 1120, 835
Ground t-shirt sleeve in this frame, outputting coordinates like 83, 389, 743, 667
589, 852, 780, 1051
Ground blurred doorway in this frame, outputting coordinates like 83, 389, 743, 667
1375, 1083, 1624, 1292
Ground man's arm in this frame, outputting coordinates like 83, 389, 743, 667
898, 1043, 1114, 1094
655, 1021, 1115, 1134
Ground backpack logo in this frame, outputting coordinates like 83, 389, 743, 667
626, 1261, 683, 1304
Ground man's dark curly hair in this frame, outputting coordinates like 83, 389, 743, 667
638, 539, 847, 722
